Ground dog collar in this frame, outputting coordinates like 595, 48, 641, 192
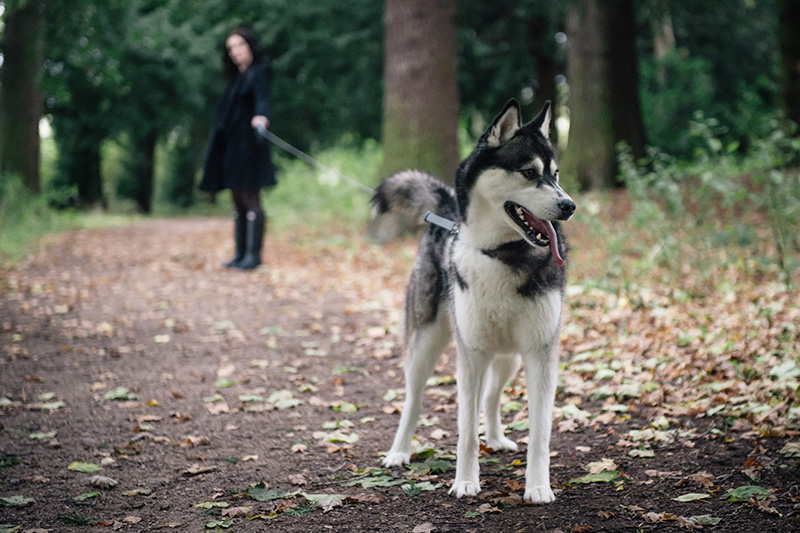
424, 211, 459, 235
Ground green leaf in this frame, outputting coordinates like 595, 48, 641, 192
299, 492, 346, 505
689, 515, 722, 526
720, 485, 771, 502
324, 431, 359, 444
68, 462, 102, 473
29, 431, 58, 440
103, 387, 137, 401
0, 495, 35, 507
73, 492, 99, 502
673, 492, 711, 502
246, 483, 296, 502
193, 501, 229, 509
402, 481, 443, 496
343, 475, 404, 489
0, 524, 22, 533
38, 401, 67, 410
204, 519, 233, 529
382, 389, 398, 402
239, 394, 264, 403
506, 420, 529, 432
569, 470, 620, 485
423, 459, 452, 474
333, 402, 359, 413
214, 378, 236, 388
203, 393, 225, 403
501, 400, 524, 412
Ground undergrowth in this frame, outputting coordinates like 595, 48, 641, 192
617, 116, 800, 291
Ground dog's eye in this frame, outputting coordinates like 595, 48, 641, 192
520, 169, 538, 180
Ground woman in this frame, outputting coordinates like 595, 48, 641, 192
200, 28, 275, 270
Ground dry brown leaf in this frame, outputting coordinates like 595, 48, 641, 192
221, 506, 253, 518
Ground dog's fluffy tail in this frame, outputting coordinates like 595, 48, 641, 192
369, 170, 457, 242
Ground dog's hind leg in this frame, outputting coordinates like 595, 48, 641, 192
383, 310, 451, 467
482, 353, 520, 453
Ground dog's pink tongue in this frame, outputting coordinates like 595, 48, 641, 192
543, 220, 563, 267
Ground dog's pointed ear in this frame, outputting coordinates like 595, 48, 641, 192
528, 100, 552, 138
483, 99, 521, 147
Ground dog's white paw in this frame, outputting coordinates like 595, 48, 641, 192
449, 480, 481, 498
524, 485, 555, 504
382, 451, 411, 467
484, 436, 518, 453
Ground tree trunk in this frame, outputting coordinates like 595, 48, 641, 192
133, 133, 157, 214
0, 0, 44, 193
563, 0, 615, 190
381, 0, 459, 182
53, 124, 104, 208
608, 0, 647, 162
778, 0, 800, 128
528, 17, 559, 144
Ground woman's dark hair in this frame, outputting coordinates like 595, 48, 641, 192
222, 27, 269, 78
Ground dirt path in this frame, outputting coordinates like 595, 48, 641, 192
1, 218, 798, 532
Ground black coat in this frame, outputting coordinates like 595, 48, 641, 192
199, 62, 276, 192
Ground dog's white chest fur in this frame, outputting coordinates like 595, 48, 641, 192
451, 242, 562, 354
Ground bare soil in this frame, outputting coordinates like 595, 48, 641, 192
1, 218, 798, 532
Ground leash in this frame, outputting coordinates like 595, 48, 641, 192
256, 127, 457, 235
255, 125, 376, 194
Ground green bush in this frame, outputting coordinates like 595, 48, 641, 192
618, 119, 800, 286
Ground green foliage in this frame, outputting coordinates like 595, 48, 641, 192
639, 51, 716, 156
618, 117, 800, 286
265, 138, 382, 230
638, 0, 780, 157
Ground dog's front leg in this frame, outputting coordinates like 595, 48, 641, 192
522, 344, 558, 504
449, 348, 489, 498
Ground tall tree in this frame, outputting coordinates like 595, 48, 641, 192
563, 0, 645, 190
607, 0, 646, 161
562, 0, 615, 190
382, 0, 459, 181
778, 0, 800, 128
0, 0, 45, 193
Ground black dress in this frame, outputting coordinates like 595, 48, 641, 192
199, 62, 276, 192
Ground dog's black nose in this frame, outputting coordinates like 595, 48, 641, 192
558, 199, 576, 219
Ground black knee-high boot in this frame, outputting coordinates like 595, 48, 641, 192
236, 211, 265, 270
222, 210, 247, 268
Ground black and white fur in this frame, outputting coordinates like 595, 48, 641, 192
372, 100, 575, 503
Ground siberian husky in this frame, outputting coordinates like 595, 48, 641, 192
372, 100, 575, 503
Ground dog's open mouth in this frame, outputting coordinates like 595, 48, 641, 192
504, 201, 564, 266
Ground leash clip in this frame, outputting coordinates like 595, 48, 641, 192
424, 211, 459, 235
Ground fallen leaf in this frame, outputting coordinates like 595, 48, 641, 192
720, 485, 771, 502
584, 458, 618, 474
778, 441, 800, 458
182, 464, 218, 476
88, 475, 118, 489
569, 471, 620, 485
412, 523, 436, 533
68, 462, 102, 473
0, 495, 35, 507
221, 506, 253, 518
673, 492, 711, 502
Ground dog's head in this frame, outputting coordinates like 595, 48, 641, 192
456, 100, 575, 265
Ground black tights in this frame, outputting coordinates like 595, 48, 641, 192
232, 189, 263, 216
